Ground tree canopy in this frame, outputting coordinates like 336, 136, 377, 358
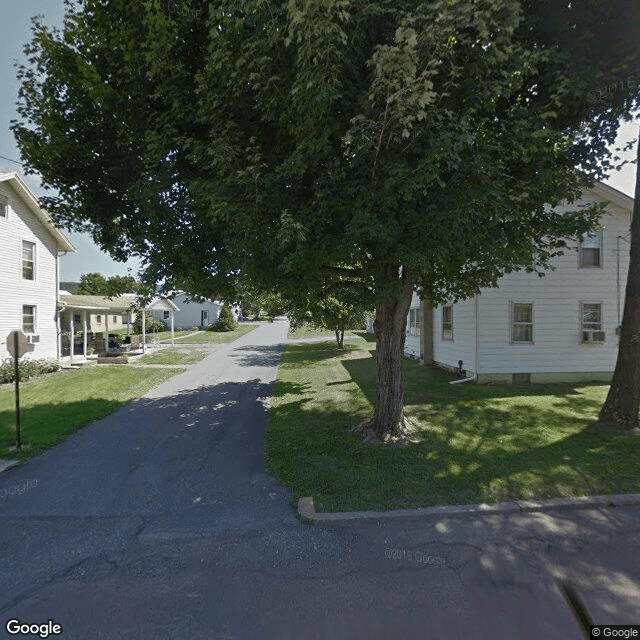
13, 0, 639, 438
76, 272, 142, 296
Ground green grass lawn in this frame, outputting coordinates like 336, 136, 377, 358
266, 336, 640, 512
172, 325, 257, 343
288, 324, 358, 339
136, 348, 207, 365
109, 329, 188, 341
0, 365, 183, 461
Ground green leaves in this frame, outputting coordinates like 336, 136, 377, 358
12, 0, 638, 308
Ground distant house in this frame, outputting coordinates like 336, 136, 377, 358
58, 292, 138, 336
405, 182, 633, 383
0, 172, 75, 360
151, 293, 223, 329
58, 293, 179, 357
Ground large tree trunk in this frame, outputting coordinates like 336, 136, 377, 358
599, 128, 640, 429
370, 272, 414, 440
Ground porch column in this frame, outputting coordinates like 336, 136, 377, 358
82, 311, 88, 358
142, 311, 146, 353
105, 314, 110, 353
170, 310, 175, 347
56, 307, 62, 360
69, 311, 75, 363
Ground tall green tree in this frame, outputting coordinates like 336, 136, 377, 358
14, 0, 639, 440
75, 272, 142, 296
76, 272, 110, 295
290, 294, 367, 349
599, 131, 640, 429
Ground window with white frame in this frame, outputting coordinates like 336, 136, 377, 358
408, 308, 421, 337
581, 303, 604, 342
96, 315, 102, 324
22, 240, 35, 280
579, 231, 602, 267
442, 305, 453, 341
22, 305, 36, 333
113, 315, 118, 323
511, 303, 533, 343
163, 311, 170, 320
0, 195, 7, 218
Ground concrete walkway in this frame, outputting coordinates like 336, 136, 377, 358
1, 320, 640, 639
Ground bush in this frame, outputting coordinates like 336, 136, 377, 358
132, 312, 167, 334
214, 303, 237, 332
0, 359, 61, 384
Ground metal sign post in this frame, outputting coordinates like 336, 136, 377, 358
6, 330, 28, 449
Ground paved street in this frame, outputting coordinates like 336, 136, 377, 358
1, 322, 639, 639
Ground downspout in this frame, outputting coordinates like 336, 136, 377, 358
617, 235, 621, 326
449, 294, 480, 385
55, 253, 60, 360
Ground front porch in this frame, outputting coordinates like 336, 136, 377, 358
57, 294, 180, 362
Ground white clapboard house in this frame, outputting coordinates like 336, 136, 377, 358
404, 182, 633, 383
150, 292, 223, 329
0, 172, 75, 360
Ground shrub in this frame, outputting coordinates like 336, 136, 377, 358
214, 303, 237, 332
0, 359, 61, 384
133, 312, 167, 334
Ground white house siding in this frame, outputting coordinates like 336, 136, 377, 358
432, 297, 478, 375
423, 186, 632, 382
474, 198, 630, 382
405, 292, 422, 357
0, 180, 60, 360
152, 294, 222, 329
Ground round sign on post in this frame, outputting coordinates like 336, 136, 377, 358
6, 330, 28, 359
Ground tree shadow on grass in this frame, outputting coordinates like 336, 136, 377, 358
267, 353, 636, 511
0, 398, 125, 461
280, 342, 360, 368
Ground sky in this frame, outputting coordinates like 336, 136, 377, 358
0, 0, 142, 281
0, 1, 638, 282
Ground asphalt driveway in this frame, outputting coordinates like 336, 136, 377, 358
1, 321, 640, 639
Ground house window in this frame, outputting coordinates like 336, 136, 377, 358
442, 305, 453, 341
582, 303, 605, 342
579, 231, 602, 267
511, 303, 533, 343
22, 305, 36, 333
22, 240, 35, 280
0, 195, 7, 218
163, 311, 170, 320
113, 315, 118, 323
408, 308, 421, 337
96, 315, 102, 324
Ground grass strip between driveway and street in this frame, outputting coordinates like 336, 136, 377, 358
136, 348, 207, 365
266, 334, 640, 513
0, 365, 184, 462
172, 325, 257, 344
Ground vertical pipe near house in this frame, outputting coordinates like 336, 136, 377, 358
617, 235, 621, 326
475, 294, 480, 378
142, 310, 146, 353
83, 311, 88, 358
69, 310, 75, 363
55, 254, 61, 360
105, 313, 110, 353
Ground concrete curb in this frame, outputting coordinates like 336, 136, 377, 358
297, 493, 640, 525
0, 459, 19, 474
